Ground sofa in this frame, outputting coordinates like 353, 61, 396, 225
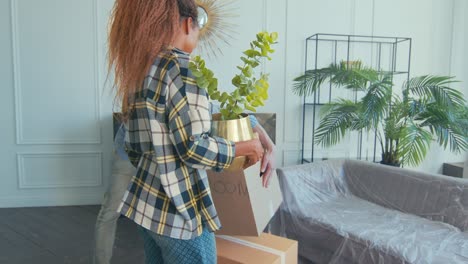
271, 160, 468, 264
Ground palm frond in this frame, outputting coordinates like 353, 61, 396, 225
329, 63, 379, 91
458, 106, 468, 136
417, 104, 468, 153
361, 74, 393, 128
293, 63, 380, 96
404, 75, 465, 108
407, 98, 427, 118
399, 122, 432, 167
350, 110, 371, 130
292, 67, 336, 97
315, 99, 360, 147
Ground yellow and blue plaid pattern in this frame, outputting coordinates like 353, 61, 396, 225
118, 48, 235, 240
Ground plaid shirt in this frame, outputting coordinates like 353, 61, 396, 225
118, 48, 236, 240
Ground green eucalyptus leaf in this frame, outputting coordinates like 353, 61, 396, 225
233, 90, 241, 100
192, 70, 203, 78
256, 34, 263, 42
233, 105, 243, 114
242, 66, 253, 77
197, 77, 208, 89
241, 74, 250, 82
202, 68, 214, 78
270, 32, 278, 42
243, 50, 255, 58
260, 89, 268, 100
210, 91, 220, 100
243, 49, 261, 58
220, 92, 230, 103
245, 103, 256, 112
220, 108, 230, 118
208, 78, 218, 92
241, 57, 252, 65
232, 75, 241, 87
189, 61, 197, 69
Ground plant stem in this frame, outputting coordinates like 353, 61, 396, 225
376, 131, 384, 152
389, 139, 393, 160
385, 137, 389, 156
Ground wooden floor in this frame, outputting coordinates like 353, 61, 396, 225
0, 205, 144, 264
1, 206, 312, 264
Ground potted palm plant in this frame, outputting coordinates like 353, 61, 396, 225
293, 62, 468, 167
189, 31, 278, 169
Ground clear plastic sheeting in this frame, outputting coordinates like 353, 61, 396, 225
270, 160, 468, 264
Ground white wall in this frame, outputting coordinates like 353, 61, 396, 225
410, 0, 468, 173
203, 0, 467, 174
1, 0, 116, 207
451, 0, 468, 178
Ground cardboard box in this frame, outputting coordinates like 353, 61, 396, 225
207, 162, 283, 236
216, 233, 298, 264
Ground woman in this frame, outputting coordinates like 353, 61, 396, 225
104, 0, 273, 263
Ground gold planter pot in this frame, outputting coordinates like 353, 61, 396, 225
211, 113, 254, 171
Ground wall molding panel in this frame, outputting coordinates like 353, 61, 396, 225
17, 151, 103, 189
11, 0, 102, 145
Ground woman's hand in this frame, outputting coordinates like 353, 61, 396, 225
253, 125, 276, 188
235, 138, 264, 169
260, 145, 275, 188
234, 124, 276, 188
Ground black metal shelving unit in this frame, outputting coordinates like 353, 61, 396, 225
301, 34, 412, 164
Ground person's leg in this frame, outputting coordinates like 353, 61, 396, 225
138, 226, 164, 264
94, 152, 135, 264
144, 227, 216, 264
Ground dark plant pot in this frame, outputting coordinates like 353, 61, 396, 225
379, 161, 401, 167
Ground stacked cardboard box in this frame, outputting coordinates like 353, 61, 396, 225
217, 233, 298, 264
208, 162, 297, 263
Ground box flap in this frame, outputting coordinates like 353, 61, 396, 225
244, 164, 283, 235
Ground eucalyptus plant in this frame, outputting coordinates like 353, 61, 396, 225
293, 62, 468, 166
189, 31, 278, 120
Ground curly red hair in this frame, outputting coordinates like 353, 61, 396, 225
107, 0, 198, 113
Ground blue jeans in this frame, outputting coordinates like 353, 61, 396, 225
138, 226, 216, 264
